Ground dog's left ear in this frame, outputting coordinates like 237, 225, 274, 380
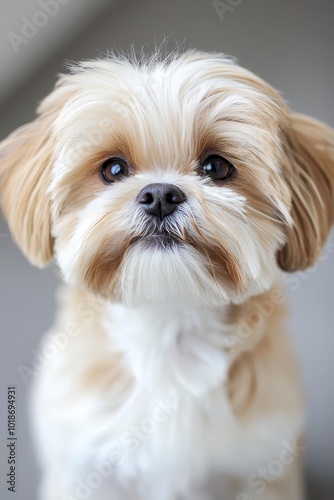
0, 78, 75, 267
277, 113, 334, 272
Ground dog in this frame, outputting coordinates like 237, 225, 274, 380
1, 50, 333, 500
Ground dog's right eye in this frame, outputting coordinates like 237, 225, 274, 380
200, 155, 235, 181
101, 157, 129, 183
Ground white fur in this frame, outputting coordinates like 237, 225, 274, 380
31, 298, 303, 500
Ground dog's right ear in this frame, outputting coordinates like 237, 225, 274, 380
0, 78, 76, 267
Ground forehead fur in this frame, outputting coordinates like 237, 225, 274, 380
52, 51, 286, 167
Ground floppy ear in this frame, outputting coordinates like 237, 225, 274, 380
0, 80, 74, 267
277, 113, 334, 272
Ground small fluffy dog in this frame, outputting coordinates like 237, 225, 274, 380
1, 50, 334, 500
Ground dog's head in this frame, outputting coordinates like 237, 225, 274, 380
1, 52, 334, 306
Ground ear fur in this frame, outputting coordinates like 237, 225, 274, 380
277, 113, 334, 272
0, 80, 74, 267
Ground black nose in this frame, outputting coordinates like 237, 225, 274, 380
137, 183, 186, 220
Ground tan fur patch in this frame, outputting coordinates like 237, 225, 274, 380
278, 113, 334, 271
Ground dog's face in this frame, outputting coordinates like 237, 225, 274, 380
1, 52, 334, 307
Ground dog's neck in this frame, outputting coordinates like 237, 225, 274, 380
101, 291, 276, 399
103, 304, 230, 397
59, 284, 286, 403
52, 284, 290, 428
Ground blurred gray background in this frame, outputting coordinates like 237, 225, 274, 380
0, 0, 333, 498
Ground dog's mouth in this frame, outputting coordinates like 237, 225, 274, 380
129, 231, 181, 249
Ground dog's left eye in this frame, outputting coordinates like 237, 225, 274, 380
101, 157, 129, 183
200, 155, 235, 181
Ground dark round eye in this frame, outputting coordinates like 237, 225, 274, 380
101, 157, 129, 183
200, 155, 235, 181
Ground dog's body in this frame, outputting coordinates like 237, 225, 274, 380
33, 285, 303, 500
1, 51, 334, 499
